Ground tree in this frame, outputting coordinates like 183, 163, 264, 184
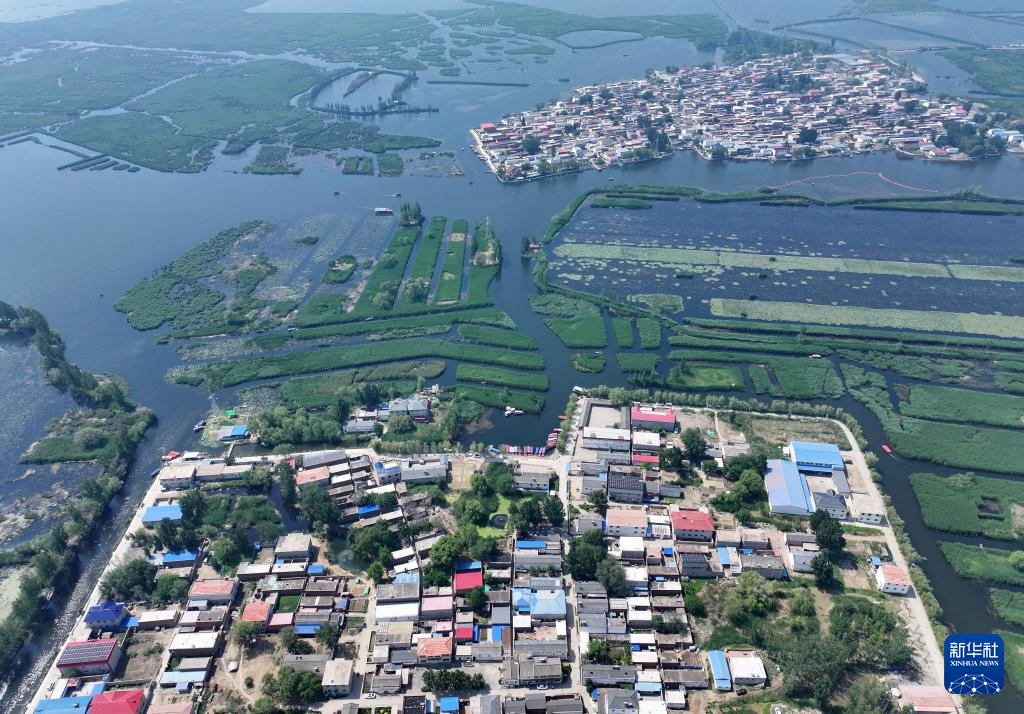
1010, 551, 1024, 573
389, 415, 415, 434
212, 536, 244, 570
153, 573, 188, 604
315, 623, 340, 649
280, 628, 314, 655
845, 676, 902, 714
468, 536, 497, 563
812, 553, 837, 589
276, 463, 297, 506
521, 136, 542, 154
586, 639, 609, 663
659, 446, 684, 472
565, 533, 607, 581
464, 586, 487, 613
596, 557, 628, 597
798, 127, 818, 144
544, 496, 565, 527
723, 571, 777, 624
300, 485, 339, 532
263, 666, 323, 705
430, 532, 467, 572
232, 621, 262, 651
587, 490, 608, 515
681, 428, 708, 465
100, 559, 156, 601
811, 511, 846, 559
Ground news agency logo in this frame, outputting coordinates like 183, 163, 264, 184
944, 634, 1004, 695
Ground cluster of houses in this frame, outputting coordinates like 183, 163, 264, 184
38, 522, 358, 714
343, 396, 432, 434
365, 533, 570, 695
471, 51, 1001, 182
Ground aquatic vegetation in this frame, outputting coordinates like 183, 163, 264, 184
202, 338, 544, 388
627, 293, 683, 315
991, 590, 1024, 627
399, 217, 446, 306
571, 353, 605, 372
454, 385, 544, 413
377, 153, 405, 177
711, 299, 1024, 339
910, 472, 1024, 541
322, 255, 358, 286
666, 364, 743, 391
456, 365, 549, 391
637, 319, 662, 349
899, 384, 1024, 429
341, 156, 374, 175
243, 145, 301, 175
543, 315, 607, 349
940, 541, 1024, 586
434, 219, 469, 304
617, 353, 659, 373
459, 325, 537, 351
280, 361, 444, 409
611, 317, 635, 348
748, 365, 774, 394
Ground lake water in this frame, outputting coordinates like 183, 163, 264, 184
2, 3, 1024, 710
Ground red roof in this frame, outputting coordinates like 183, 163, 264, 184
454, 626, 474, 640
241, 600, 272, 623
454, 571, 484, 592
189, 578, 236, 598
632, 454, 660, 464
417, 636, 453, 657
630, 405, 675, 424
296, 466, 330, 486
879, 564, 912, 586
89, 690, 146, 714
671, 509, 714, 533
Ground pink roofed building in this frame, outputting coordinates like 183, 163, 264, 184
268, 612, 295, 630
88, 690, 147, 714
671, 509, 715, 541
241, 599, 273, 628
875, 563, 912, 595
417, 636, 454, 663
454, 571, 484, 593
630, 405, 676, 431
296, 466, 330, 490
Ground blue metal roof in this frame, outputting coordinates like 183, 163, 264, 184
142, 504, 182, 523
396, 573, 420, 583
357, 504, 381, 515
515, 540, 545, 549
455, 561, 482, 572
717, 547, 731, 566
708, 650, 732, 690
34, 696, 93, 713
440, 697, 460, 712
307, 564, 325, 575
491, 625, 506, 641
635, 682, 661, 693
161, 550, 199, 564
790, 441, 844, 470
160, 670, 208, 686
765, 459, 813, 514
295, 624, 321, 635
84, 600, 124, 624
531, 589, 566, 617
230, 425, 249, 436
512, 588, 532, 611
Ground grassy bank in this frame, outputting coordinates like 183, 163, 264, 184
434, 219, 468, 303
279, 361, 445, 409
900, 384, 1024, 429
455, 364, 549, 391
939, 541, 1024, 586
458, 325, 537, 350
455, 385, 544, 413
202, 338, 544, 388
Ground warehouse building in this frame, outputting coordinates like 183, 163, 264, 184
764, 459, 813, 515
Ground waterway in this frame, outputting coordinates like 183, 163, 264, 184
2, 9, 1024, 713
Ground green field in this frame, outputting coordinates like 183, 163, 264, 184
571, 353, 605, 372
349, 224, 419, 315
748, 365, 774, 394
995, 630, 1024, 695
909, 472, 1024, 540
555, 243, 1024, 282
669, 349, 842, 399
991, 590, 1024, 627
666, 364, 743, 391
617, 353, 659, 373
455, 364, 549, 391
939, 541, 1024, 586
637, 318, 662, 349
458, 325, 537, 350
888, 418, 1024, 476
279, 361, 444, 409
399, 217, 446, 307
543, 315, 607, 348
203, 338, 544, 388
942, 49, 1024, 97
377, 153, 405, 176
611, 317, 634, 348
900, 384, 1024, 429
243, 145, 300, 175
711, 299, 1024, 339
434, 220, 468, 303
455, 385, 544, 413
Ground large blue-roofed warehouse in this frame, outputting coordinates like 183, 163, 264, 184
788, 440, 844, 474
764, 459, 813, 515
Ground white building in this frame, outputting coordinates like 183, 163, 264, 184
875, 564, 912, 595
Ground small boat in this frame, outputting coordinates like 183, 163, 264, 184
161, 450, 181, 461
150, 468, 161, 478
881, 444, 893, 454
558, 415, 566, 420
808, 354, 822, 359
193, 420, 207, 432
395, 192, 402, 197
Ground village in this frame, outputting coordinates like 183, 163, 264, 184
471, 52, 1023, 182
28, 390, 961, 714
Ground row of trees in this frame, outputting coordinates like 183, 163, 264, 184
422, 669, 486, 692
